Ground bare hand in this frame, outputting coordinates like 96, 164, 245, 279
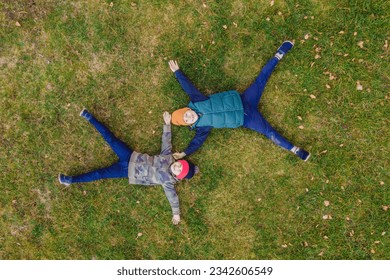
172, 214, 181, 225
168, 60, 179, 72
163, 111, 171, 125
173, 152, 186, 160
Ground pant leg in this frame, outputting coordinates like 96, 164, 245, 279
70, 161, 128, 183
88, 115, 133, 161
243, 105, 294, 151
241, 57, 279, 106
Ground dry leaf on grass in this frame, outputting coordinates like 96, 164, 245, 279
338, 31, 345, 34
324, 201, 330, 207
382, 205, 389, 211
380, 181, 384, 185
358, 41, 364, 48
322, 214, 332, 220
15, 21, 21, 27
282, 244, 288, 248
270, 0, 274, 6
326, 84, 331, 89
298, 125, 304, 129
222, 25, 227, 29
383, 40, 388, 50
310, 94, 316, 99
356, 81, 363, 91
304, 34, 310, 40
297, 116, 302, 120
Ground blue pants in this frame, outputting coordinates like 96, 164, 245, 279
241, 57, 294, 151
71, 115, 133, 183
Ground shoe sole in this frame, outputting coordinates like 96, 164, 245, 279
58, 174, 70, 186
283, 40, 294, 47
79, 108, 87, 117
304, 153, 311, 162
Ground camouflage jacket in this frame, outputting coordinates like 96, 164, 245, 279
128, 124, 180, 215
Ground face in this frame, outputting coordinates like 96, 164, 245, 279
170, 161, 183, 176
183, 110, 198, 125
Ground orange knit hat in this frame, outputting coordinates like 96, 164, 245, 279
172, 107, 190, 126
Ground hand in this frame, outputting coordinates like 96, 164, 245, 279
173, 152, 186, 160
172, 214, 181, 225
163, 111, 171, 125
168, 60, 179, 72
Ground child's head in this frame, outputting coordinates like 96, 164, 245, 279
170, 159, 199, 180
171, 108, 198, 126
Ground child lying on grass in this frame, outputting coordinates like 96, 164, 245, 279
59, 109, 198, 225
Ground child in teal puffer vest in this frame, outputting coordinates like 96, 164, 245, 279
169, 41, 310, 161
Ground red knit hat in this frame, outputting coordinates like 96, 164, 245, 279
176, 160, 189, 180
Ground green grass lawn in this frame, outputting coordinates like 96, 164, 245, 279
0, 0, 388, 259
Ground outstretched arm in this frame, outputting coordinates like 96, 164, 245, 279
160, 112, 172, 155
168, 60, 208, 103
176, 126, 212, 158
162, 182, 181, 225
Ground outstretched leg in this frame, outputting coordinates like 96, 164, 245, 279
241, 41, 294, 106
80, 109, 132, 161
59, 161, 128, 185
243, 107, 310, 161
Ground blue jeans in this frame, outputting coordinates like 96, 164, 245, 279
71, 115, 133, 183
241, 57, 294, 151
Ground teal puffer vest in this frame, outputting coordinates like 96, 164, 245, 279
188, 90, 244, 128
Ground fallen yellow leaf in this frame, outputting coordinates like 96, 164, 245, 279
356, 81, 363, 91
324, 201, 330, 207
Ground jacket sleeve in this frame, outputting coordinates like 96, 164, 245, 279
183, 126, 212, 156
174, 70, 209, 103
162, 182, 180, 215
160, 124, 172, 155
